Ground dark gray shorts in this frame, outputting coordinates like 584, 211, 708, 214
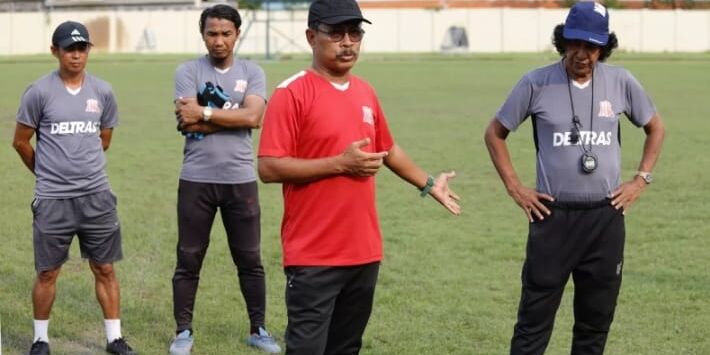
32, 190, 123, 272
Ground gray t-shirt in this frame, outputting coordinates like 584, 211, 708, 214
16, 71, 118, 198
174, 56, 266, 184
496, 61, 656, 202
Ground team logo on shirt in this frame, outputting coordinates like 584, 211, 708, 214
85, 99, 101, 113
362, 106, 374, 125
553, 131, 613, 147
50, 121, 100, 135
234, 79, 248, 93
598, 100, 615, 118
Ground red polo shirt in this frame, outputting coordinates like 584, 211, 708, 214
258, 69, 394, 266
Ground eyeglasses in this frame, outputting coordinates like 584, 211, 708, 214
315, 26, 365, 42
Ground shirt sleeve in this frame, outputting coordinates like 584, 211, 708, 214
495, 75, 534, 132
16, 84, 42, 128
174, 62, 196, 100
101, 84, 119, 129
623, 70, 656, 127
258, 87, 300, 158
246, 63, 267, 100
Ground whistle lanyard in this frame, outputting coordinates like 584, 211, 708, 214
564, 61, 595, 155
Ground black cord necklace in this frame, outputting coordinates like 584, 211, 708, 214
564, 60, 598, 174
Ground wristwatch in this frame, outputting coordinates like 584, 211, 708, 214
202, 106, 213, 122
635, 171, 653, 184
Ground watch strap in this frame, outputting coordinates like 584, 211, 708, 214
635, 171, 652, 184
419, 175, 434, 197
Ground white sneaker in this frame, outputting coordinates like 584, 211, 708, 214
169, 330, 193, 355
247, 327, 281, 353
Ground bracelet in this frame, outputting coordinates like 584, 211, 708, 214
419, 175, 434, 197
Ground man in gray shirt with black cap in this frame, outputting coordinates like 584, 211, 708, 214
13, 21, 137, 355
484, 2, 665, 354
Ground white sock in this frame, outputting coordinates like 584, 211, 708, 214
33, 319, 49, 343
104, 319, 122, 343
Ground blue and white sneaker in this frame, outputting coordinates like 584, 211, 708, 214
169, 330, 193, 355
246, 327, 281, 353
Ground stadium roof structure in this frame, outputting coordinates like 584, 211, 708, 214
357, 0, 710, 9
0, 0, 41, 11
0, 0, 230, 11
2, 0, 709, 12
44, 0, 219, 6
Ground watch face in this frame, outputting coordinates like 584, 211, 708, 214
644, 174, 653, 183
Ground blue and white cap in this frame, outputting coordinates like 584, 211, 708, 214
52, 21, 92, 49
563, 2, 609, 46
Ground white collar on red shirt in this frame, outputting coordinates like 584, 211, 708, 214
331, 81, 350, 91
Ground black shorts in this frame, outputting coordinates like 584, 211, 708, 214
32, 190, 123, 272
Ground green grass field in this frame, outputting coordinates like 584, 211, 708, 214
1, 52, 708, 355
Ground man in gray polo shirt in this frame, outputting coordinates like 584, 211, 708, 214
13, 21, 137, 355
484, 2, 665, 354
169, 4, 280, 355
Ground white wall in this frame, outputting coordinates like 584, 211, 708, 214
1, 8, 709, 55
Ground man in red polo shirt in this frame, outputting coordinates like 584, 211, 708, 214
257, 1, 461, 354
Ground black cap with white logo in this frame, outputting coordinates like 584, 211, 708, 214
52, 21, 92, 49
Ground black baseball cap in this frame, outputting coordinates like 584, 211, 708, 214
52, 21, 92, 49
308, 0, 372, 27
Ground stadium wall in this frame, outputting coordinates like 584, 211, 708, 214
1, 7, 708, 55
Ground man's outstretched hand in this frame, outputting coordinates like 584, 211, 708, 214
430, 171, 461, 215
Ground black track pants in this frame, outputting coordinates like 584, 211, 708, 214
510, 201, 625, 355
284, 262, 380, 355
172, 180, 266, 332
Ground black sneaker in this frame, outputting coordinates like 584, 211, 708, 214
106, 337, 137, 355
29, 340, 50, 355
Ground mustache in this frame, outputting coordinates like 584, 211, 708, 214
336, 49, 357, 58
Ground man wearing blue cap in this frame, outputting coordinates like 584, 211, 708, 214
484, 2, 665, 354
13, 21, 137, 355
258, 0, 460, 354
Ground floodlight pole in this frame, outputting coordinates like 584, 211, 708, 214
265, 0, 272, 60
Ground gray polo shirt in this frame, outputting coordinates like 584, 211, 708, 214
496, 61, 656, 202
16, 71, 118, 198
174, 56, 266, 184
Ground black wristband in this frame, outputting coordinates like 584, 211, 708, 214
419, 175, 434, 197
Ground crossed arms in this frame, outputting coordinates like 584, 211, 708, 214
174, 95, 265, 133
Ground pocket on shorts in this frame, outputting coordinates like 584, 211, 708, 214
97, 190, 117, 209
30, 197, 41, 215
108, 190, 118, 206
